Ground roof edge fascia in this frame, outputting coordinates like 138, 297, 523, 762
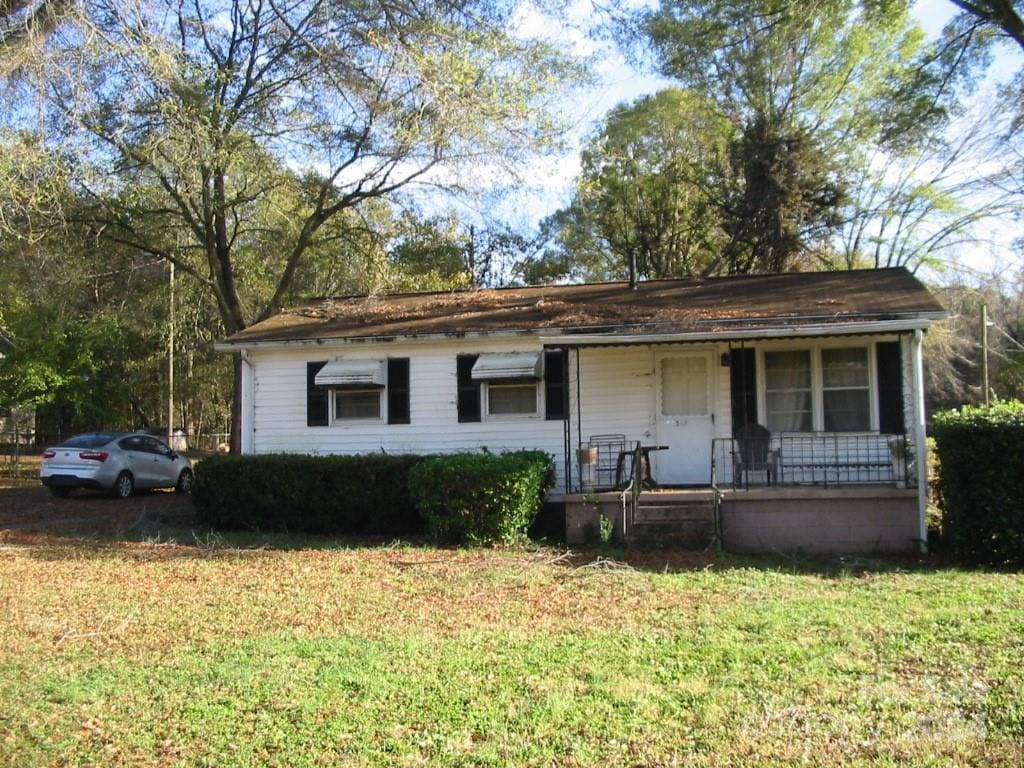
214, 314, 942, 352
540, 317, 938, 347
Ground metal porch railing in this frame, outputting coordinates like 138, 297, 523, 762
619, 442, 642, 540
712, 432, 913, 489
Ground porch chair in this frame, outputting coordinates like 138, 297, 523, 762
588, 434, 632, 489
732, 423, 779, 489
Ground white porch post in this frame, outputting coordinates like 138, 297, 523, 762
240, 350, 256, 455
911, 330, 928, 552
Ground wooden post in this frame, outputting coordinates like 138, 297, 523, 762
911, 330, 928, 553
168, 261, 175, 445
982, 304, 990, 407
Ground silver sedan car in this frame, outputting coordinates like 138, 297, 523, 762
40, 432, 194, 498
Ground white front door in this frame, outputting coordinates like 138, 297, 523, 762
653, 352, 715, 485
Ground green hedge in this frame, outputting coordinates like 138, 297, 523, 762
408, 451, 554, 545
192, 453, 425, 535
932, 401, 1024, 565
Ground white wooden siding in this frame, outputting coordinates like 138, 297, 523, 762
568, 344, 732, 487
248, 337, 569, 488
243, 333, 915, 494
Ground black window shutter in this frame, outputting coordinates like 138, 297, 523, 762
307, 361, 329, 427
387, 358, 411, 425
456, 354, 481, 423
876, 341, 905, 434
729, 348, 758, 435
544, 349, 569, 420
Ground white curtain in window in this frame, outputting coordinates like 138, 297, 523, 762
488, 384, 537, 415
822, 348, 870, 431
765, 350, 812, 432
661, 356, 709, 416
335, 391, 381, 419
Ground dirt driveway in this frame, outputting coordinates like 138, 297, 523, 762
0, 485, 196, 536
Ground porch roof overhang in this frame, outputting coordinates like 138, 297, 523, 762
539, 316, 940, 349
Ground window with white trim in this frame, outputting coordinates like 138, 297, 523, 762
486, 381, 538, 417
761, 345, 876, 433
822, 347, 870, 431
334, 389, 382, 420
764, 350, 813, 432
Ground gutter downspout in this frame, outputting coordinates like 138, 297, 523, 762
911, 329, 928, 553
240, 349, 256, 455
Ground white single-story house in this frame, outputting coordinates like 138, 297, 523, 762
216, 268, 945, 554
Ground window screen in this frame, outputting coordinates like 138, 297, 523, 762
487, 383, 537, 416
335, 390, 381, 420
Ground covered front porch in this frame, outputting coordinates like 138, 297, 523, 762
547, 322, 930, 554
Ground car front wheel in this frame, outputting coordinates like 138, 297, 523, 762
111, 471, 134, 499
49, 486, 71, 498
176, 468, 194, 494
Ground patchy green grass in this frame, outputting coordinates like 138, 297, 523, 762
0, 526, 1021, 767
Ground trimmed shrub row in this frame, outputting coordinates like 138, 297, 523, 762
192, 451, 555, 545
932, 401, 1024, 565
408, 451, 554, 545
192, 453, 425, 535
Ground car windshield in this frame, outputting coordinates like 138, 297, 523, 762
62, 433, 120, 448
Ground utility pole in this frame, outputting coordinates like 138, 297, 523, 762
168, 261, 175, 445
982, 304, 990, 407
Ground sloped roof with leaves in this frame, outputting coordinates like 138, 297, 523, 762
221, 268, 944, 345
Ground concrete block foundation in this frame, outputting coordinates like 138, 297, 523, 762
564, 485, 922, 554
720, 486, 920, 554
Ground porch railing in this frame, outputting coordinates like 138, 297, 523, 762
712, 432, 913, 489
619, 442, 643, 539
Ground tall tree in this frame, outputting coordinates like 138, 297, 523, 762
543, 89, 731, 282
716, 114, 846, 274
947, 1, 1024, 54
23, 0, 579, 449
635, 0, 949, 273
0, 0, 73, 65
835, 100, 1021, 271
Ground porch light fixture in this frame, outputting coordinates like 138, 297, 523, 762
720, 353, 731, 367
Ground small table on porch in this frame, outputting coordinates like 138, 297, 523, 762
634, 444, 670, 490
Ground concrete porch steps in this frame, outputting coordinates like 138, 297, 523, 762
626, 491, 718, 549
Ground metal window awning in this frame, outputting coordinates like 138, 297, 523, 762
471, 352, 544, 381
315, 359, 386, 388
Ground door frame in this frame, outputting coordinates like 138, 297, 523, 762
652, 348, 717, 485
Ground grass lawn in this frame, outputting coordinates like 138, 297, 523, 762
1, 519, 1022, 766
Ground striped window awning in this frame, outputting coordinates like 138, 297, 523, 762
314, 359, 386, 389
471, 352, 543, 381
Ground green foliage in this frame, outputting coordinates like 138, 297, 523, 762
0, 205, 234, 436
932, 400, 1024, 564
598, 512, 615, 546
0, 311, 153, 432
630, 0, 965, 273
642, 0, 940, 146
408, 451, 554, 545
721, 114, 847, 274
541, 89, 730, 281
192, 453, 427, 536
